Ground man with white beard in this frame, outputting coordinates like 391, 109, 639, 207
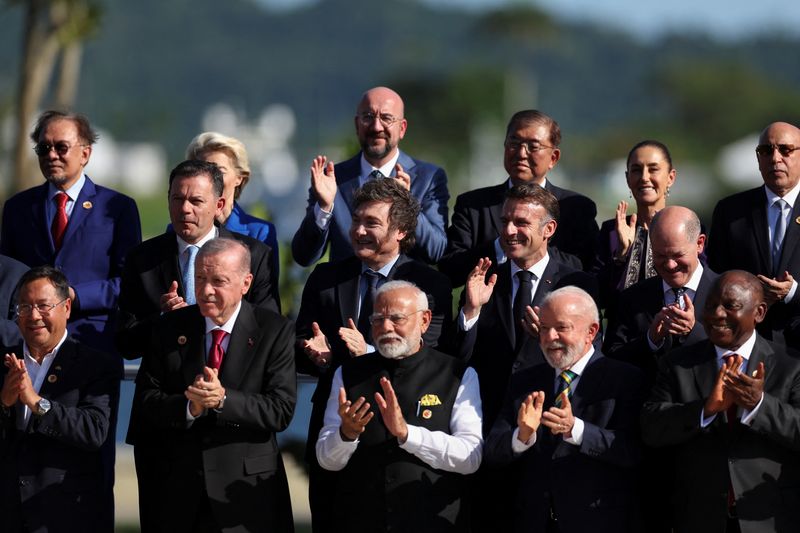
315, 280, 483, 533
485, 287, 645, 533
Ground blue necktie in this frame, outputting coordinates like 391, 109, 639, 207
183, 245, 199, 305
772, 199, 788, 276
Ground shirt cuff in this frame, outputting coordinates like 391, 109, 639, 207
401, 424, 421, 449
563, 417, 584, 445
314, 202, 334, 230
364, 343, 375, 354
785, 280, 798, 303
646, 331, 664, 352
740, 392, 765, 426
186, 401, 203, 425
511, 427, 536, 454
493, 238, 507, 265
458, 308, 480, 331
700, 410, 717, 428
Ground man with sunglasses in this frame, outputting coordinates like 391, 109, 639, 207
316, 281, 482, 533
0, 266, 121, 533
291, 86, 449, 266
708, 121, 800, 349
295, 178, 452, 532
0, 110, 141, 355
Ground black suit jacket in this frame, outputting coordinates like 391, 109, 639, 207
0, 254, 28, 347
455, 257, 598, 432
294, 254, 452, 459
485, 351, 644, 533
131, 302, 296, 533
438, 179, 597, 285
116, 226, 279, 359
0, 338, 121, 533
603, 266, 718, 383
708, 186, 800, 345
642, 336, 800, 533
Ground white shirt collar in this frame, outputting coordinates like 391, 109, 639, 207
362, 253, 400, 277
204, 300, 243, 335
713, 330, 757, 361
510, 253, 550, 281
764, 181, 800, 209
507, 177, 548, 189
176, 226, 218, 256
360, 151, 401, 179
48, 173, 86, 203
557, 345, 595, 377
23, 330, 69, 364
661, 262, 704, 294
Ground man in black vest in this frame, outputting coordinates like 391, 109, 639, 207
316, 281, 482, 533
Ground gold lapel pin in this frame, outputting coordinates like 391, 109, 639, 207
54, 365, 61, 371
422, 409, 432, 419
177, 335, 187, 345
82, 201, 93, 209
47, 374, 57, 383
795, 216, 800, 225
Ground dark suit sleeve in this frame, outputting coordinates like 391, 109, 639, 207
0, 257, 27, 347
218, 318, 296, 433
483, 387, 522, 468
291, 186, 329, 267
116, 248, 156, 360
706, 200, 730, 274
747, 354, 800, 452
246, 243, 280, 313
412, 166, 449, 264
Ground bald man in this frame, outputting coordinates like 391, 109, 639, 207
708, 122, 800, 349
292, 86, 449, 266
643, 270, 800, 532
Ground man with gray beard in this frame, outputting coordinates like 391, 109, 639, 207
315, 281, 482, 533
485, 287, 645, 533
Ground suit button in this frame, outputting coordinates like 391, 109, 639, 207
19, 480, 28, 487
512, 362, 521, 371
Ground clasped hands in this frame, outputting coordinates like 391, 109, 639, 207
302, 319, 368, 368
338, 377, 408, 443
758, 271, 794, 306
649, 294, 695, 343
1, 354, 42, 410
516, 390, 576, 444
185, 367, 226, 417
703, 355, 765, 419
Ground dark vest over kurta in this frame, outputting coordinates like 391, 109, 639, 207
337, 347, 468, 533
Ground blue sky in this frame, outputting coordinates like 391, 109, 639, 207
258, 0, 800, 41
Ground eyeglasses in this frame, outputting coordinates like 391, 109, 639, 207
15, 299, 68, 318
504, 140, 555, 153
357, 112, 401, 128
368, 310, 424, 326
755, 144, 799, 157
33, 142, 85, 157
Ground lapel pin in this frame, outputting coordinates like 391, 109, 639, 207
795, 216, 800, 225
47, 374, 57, 383
177, 335, 187, 345
247, 337, 255, 347
422, 409, 432, 419
82, 201, 93, 209
54, 365, 61, 371
545, 279, 552, 284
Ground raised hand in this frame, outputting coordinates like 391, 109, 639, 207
159, 280, 187, 313
516, 391, 545, 443
394, 163, 411, 191
463, 258, 497, 320
703, 355, 740, 418
724, 361, 765, 410
310, 155, 337, 212
614, 200, 637, 259
374, 377, 409, 443
542, 393, 576, 438
302, 322, 332, 367
338, 387, 374, 441
339, 318, 367, 357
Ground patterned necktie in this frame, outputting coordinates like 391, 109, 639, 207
671, 287, 686, 310
369, 169, 385, 180
513, 270, 534, 348
209, 329, 228, 370
772, 198, 788, 276
554, 369, 577, 408
51, 192, 69, 252
182, 245, 199, 305
358, 270, 382, 343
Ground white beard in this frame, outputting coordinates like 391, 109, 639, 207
376, 332, 419, 360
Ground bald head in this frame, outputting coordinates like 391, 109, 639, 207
649, 206, 704, 288
355, 87, 408, 167
757, 121, 800, 197
359, 87, 405, 117
650, 206, 701, 243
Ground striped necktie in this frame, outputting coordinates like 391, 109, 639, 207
555, 369, 577, 408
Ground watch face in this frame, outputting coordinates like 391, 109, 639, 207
37, 398, 51, 415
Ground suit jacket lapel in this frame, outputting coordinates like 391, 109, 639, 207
29, 184, 53, 254
488, 183, 507, 239
219, 302, 260, 389
684, 268, 716, 345
180, 311, 207, 386
748, 188, 771, 273
778, 201, 800, 274
58, 177, 96, 257
334, 257, 363, 325
531, 257, 559, 308
570, 350, 604, 416
158, 233, 183, 297
36, 339, 78, 400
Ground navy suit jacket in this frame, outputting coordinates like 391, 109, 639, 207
0, 255, 28, 347
603, 266, 718, 384
485, 351, 644, 533
291, 151, 449, 266
132, 302, 295, 532
438, 179, 597, 285
642, 336, 800, 533
0, 338, 121, 533
708, 186, 800, 347
455, 257, 598, 432
0, 177, 141, 353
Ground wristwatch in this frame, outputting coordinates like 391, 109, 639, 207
35, 398, 51, 416
213, 394, 226, 413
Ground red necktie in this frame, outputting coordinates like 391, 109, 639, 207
51, 192, 69, 252
209, 329, 228, 370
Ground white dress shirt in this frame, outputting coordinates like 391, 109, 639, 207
19, 331, 69, 428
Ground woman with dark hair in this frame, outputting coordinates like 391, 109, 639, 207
595, 140, 676, 308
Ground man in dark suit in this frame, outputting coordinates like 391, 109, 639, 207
708, 121, 800, 348
642, 270, 800, 532
291, 86, 449, 266
117, 159, 279, 360
605, 206, 718, 382
0, 266, 121, 533
315, 281, 482, 532
295, 178, 452, 532
0, 255, 28, 347
439, 109, 598, 285
485, 286, 643, 533
1, 110, 141, 353
131, 238, 295, 533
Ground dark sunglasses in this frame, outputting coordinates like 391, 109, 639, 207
33, 142, 84, 157
755, 144, 799, 157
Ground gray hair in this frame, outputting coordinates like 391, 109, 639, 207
540, 286, 599, 325
198, 238, 251, 275
375, 280, 428, 310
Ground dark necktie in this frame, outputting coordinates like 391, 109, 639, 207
209, 329, 228, 370
554, 369, 577, 408
51, 192, 69, 252
513, 270, 534, 349
671, 287, 686, 310
772, 198, 788, 276
358, 270, 382, 343
369, 169, 385, 179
